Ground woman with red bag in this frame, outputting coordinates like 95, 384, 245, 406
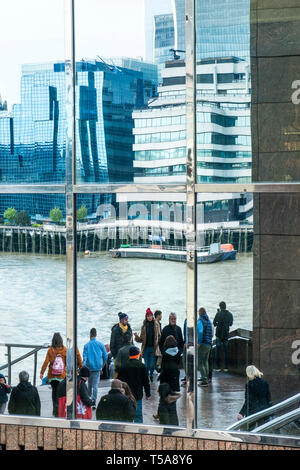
57, 366, 93, 419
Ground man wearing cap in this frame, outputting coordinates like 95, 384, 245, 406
134, 308, 161, 382
110, 312, 133, 378
96, 379, 136, 423
117, 345, 151, 423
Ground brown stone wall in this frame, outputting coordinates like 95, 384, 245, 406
251, 0, 300, 401
0, 424, 298, 451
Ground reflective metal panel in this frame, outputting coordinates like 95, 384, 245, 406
65, 0, 77, 419
185, 0, 198, 429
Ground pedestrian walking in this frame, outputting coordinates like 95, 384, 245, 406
40, 332, 83, 417
182, 319, 187, 386
154, 310, 163, 371
83, 327, 108, 407
237, 365, 272, 426
0, 373, 11, 414
134, 307, 161, 382
8, 371, 40, 416
117, 346, 151, 423
158, 382, 181, 426
159, 312, 184, 355
96, 379, 136, 423
57, 366, 93, 419
115, 331, 133, 375
159, 335, 181, 392
213, 301, 233, 371
110, 312, 133, 378
198, 307, 213, 387
76, 366, 94, 419
120, 381, 137, 412
154, 310, 162, 333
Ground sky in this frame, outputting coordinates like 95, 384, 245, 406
0, 0, 145, 108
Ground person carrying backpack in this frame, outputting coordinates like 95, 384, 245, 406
213, 301, 233, 372
40, 332, 83, 417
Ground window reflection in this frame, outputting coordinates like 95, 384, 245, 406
76, 193, 187, 425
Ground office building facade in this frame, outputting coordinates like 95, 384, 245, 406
0, 59, 157, 219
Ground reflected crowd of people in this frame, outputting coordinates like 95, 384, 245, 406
0, 302, 272, 426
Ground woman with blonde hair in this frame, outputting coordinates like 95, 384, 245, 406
237, 365, 272, 421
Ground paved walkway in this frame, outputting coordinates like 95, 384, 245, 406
3, 370, 246, 430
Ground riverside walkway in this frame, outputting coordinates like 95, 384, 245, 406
2, 370, 245, 429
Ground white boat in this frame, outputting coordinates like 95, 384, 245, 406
109, 242, 236, 264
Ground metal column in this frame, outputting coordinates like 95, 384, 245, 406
64, 0, 77, 420
185, 0, 198, 429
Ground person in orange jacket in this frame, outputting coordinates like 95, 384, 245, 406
40, 332, 83, 417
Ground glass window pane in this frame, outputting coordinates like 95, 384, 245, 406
77, 193, 187, 425
0, 193, 66, 418
0, 0, 65, 184
195, 0, 252, 184
196, 192, 253, 429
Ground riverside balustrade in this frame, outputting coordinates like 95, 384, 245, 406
0, 343, 49, 386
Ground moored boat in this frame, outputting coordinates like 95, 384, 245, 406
110, 242, 237, 264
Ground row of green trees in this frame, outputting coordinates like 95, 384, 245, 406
1, 205, 88, 226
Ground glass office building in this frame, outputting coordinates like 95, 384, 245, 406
153, 14, 175, 83
131, 56, 252, 224
0, 59, 157, 218
173, 0, 250, 61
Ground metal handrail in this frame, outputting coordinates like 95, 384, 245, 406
253, 408, 300, 434
227, 392, 300, 432
112, 244, 212, 252
0, 343, 49, 386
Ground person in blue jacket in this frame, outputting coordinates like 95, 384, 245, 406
83, 328, 108, 407
198, 307, 213, 387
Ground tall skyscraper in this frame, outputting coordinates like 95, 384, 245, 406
0, 59, 157, 218
173, 0, 250, 62
154, 14, 175, 83
144, 0, 173, 62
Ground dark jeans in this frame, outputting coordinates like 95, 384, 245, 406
215, 338, 229, 369
143, 346, 156, 377
50, 379, 60, 417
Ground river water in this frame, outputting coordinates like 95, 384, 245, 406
0, 252, 252, 382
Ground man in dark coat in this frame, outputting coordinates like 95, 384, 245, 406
115, 331, 133, 375
159, 312, 184, 355
8, 371, 41, 416
213, 301, 233, 371
110, 313, 133, 370
117, 346, 151, 423
96, 379, 135, 422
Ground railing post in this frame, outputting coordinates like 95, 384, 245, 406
33, 351, 38, 386
7, 346, 11, 385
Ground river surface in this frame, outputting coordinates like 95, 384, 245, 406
0, 252, 252, 382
